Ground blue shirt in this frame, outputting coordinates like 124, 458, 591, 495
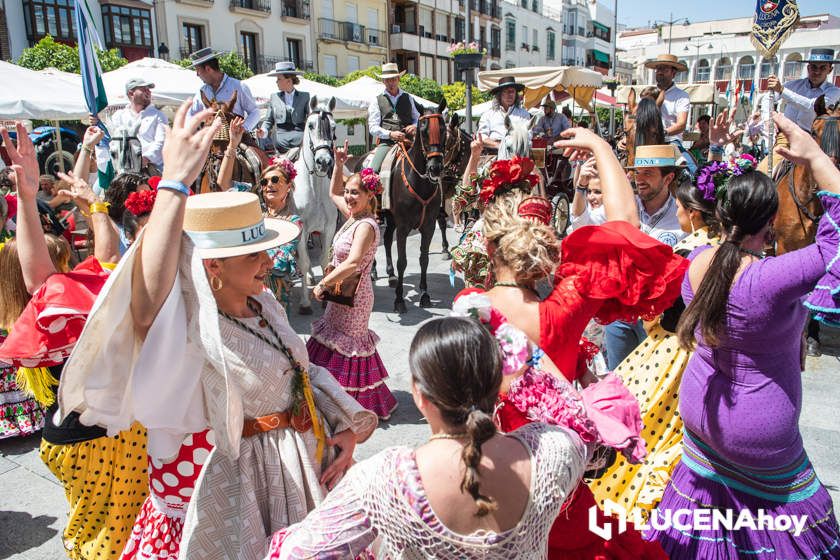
188, 74, 260, 131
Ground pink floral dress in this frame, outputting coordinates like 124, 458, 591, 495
306, 217, 397, 419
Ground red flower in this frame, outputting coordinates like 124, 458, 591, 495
124, 189, 157, 217
147, 176, 161, 190
4, 194, 17, 220
478, 156, 540, 205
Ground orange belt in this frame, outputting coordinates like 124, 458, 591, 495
242, 408, 313, 438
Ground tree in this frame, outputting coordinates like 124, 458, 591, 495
399, 73, 444, 105
303, 72, 340, 87
16, 35, 127, 73
441, 82, 490, 111
173, 52, 253, 80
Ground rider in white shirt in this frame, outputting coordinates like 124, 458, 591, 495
768, 48, 840, 132
477, 76, 532, 149
186, 48, 260, 132
643, 54, 690, 142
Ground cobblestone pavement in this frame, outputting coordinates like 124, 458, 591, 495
1, 230, 838, 559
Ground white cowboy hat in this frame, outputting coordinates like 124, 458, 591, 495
188, 47, 223, 68
803, 49, 840, 64
183, 192, 300, 258
378, 63, 406, 79
643, 54, 688, 72
267, 61, 304, 76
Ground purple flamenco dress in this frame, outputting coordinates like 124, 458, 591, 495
647, 191, 840, 559
307, 216, 397, 420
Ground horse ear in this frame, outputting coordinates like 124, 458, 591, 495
628, 87, 637, 113
438, 97, 447, 113
328, 96, 336, 112
814, 94, 827, 117
200, 90, 212, 109
528, 114, 538, 130
227, 90, 238, 113
309, 95, 318, 111
449, 112, 461, 129
504, 114, 512, 130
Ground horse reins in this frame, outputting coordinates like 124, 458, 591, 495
396, 113, 445, 229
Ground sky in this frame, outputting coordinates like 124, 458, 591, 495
617, 0, 838, 29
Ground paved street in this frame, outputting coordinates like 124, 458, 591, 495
1, 229, 839, 559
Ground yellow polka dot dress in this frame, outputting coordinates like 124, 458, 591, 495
39, 423, 148, 559
589, 228, 712, 516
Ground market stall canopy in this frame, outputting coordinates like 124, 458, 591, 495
334, 76, 439, 111
455, 100, 543, 118
477, 66, 604, 110
615, 83, 727, 106
0, 61, 88, 120
242, 73, 366, 119
102, 58, 200, 106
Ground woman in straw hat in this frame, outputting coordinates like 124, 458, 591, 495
57, 102, 378, 560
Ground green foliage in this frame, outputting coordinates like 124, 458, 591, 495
341, 66, 381, 84
398, 73, 444, 105
16, 35, 127, 73
304, 72, 340, 87
594, 106, 623, 127
441, 82, 491, 111
173, 52, 253, 80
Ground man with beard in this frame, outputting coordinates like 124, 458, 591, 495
643, 54, 690, 143
91, 78, 168, 171
186, 48, 260, 132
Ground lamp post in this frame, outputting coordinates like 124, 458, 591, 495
654, 13, 690, 54
683, 41, 713, 82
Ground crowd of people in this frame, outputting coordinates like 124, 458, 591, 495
1, 43, 840, 560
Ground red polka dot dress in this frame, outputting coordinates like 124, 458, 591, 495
120, 430, 214, 559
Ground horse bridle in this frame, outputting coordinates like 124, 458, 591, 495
785, 115, 839, 224
304, 109, 335, 177
417, 113, 445, 161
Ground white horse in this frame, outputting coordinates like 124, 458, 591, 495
108, 120, 145, 175
291, 95, 337, 314
497, 114, 534, 161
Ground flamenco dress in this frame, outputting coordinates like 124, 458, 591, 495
0, 333, 45, 439
647, 192, 840, 559
590, 227, 714, 515
0, 257, 148, 560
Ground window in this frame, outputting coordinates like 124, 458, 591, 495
760, 56, 777, 78
102, 5, 152, 49
183, 23, 205, 55
505, 19, 515, 51
715, 57, 732, 81
522, 25, 528, 47
347, 55, 359, 73
676, 60, 688, 83
454, 17, 464, 42
532, 29, 538, 49
490, 26, 500, 57
531, 0, 538, 12
321, 0, 333, 19
345, 2, 357, 23
323, 54, 337, 76
738, 55, 754, 80
694, 59, 710, 83
592, 21, 610, 42
23, 0, 75, 43
783, 53, 801, 81
240, 31, 258, 73
287, 38, 302, 68
546, 29, 555, 60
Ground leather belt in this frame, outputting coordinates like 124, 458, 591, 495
242, 408, 313, 438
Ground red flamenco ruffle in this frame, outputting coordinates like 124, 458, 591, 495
0, 257, 109, 368
558, 221, 689, 325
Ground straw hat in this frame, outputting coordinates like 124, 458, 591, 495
183, 192, 300, 258
803, 48, 840, 64
643, 54, 688, 72
267, 61, 304, 76
625, 144, 686, 169
378, 63, 406, 79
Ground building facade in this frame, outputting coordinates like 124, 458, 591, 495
500, 0, 562, 69
543, 0, 614, 75
314, 0, 388, 77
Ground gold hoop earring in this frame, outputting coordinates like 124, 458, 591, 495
210, 275, 224, 291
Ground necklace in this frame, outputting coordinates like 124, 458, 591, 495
428, 432, 468, 441
739, 247, 765, 259
493, 280, 538, 295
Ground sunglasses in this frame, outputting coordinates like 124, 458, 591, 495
260, 176, 284, 187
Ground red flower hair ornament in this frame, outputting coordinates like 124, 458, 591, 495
359, 168, 384, 196
267, 157, 298, 182
124, 189, 157, 217
479, 156, 540, 205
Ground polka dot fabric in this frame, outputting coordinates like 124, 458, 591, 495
39, 423, 148, 560
120, 430, 214, 560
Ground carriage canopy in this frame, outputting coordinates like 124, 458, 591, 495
477, 66, 604, 111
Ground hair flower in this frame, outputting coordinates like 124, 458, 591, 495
479, 156, 540, 205
124, 189, 157, 217
359, 168, 383, 195
268, 157, 298, 182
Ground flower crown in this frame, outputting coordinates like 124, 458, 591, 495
694, 154, 757, 203
359, 168, 383, 196
267, 157, 298, 182
479, 157, 540, 205
124, 189, 157, 217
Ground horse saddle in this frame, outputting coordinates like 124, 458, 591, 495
379, 146, 401, 211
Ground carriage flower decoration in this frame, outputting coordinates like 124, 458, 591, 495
359, 168, 384, 195
695, 154, 757, 203
267, 157, 298, 182
447, 41, 487, 57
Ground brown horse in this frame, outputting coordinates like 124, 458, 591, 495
773, 95, 840, 254
436, 112, 472, 258
196, 90, 268, 193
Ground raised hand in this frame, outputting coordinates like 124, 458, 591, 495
0, 123, 40, 200
709, 109, 735, 148
228, 116, 245, 148
56, 170, 99, 209
334, 138, 350, 169
161, 100, 221, 186
578, 157, 598, 184
554, 127, 606, 162
773, 111, 825, 166
83, 126, 104, 148
470, 132, 483, 158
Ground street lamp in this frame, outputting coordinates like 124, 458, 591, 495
683, 41, 712, 81
654, 13, 690, 54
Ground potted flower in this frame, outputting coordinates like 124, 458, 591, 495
448, 41, 486, 69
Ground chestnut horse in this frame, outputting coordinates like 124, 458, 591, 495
773, 95, 840, 254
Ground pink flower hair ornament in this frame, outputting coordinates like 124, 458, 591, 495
267, 157, 298, 182
358, 168, 384, 196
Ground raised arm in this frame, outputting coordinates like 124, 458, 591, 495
555, 128, 639, 227
56, 171, 120, 264
775, 111, 840, 194
571, 157, 596, 219
131, 102, 220, 337
461, 133, 484, 187
217, 116, 245, 191
0, 123, 55, 292
330, 139, 352, 217
75, 126, 103, 182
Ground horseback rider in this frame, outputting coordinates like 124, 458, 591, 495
186, 47, 260, 133
477, 76, 531, 150
532, 97, 569, 144
90, 78, 168, 173
256, 61, 311, 154
367, 63, 420, 173
643, 54, 693, 171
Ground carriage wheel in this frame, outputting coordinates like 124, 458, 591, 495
552, 193, 570, 238
43, 150, 76, 176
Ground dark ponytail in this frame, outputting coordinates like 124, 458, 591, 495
677, 171, 777, 349
635, 97, 666, 147
675, 173, 721, 237
409, 317, 502, 517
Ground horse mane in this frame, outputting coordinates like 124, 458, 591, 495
819, 118, 840, 163
499, 118, 530, 160
634, 97, 665, 146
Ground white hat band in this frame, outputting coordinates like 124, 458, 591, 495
186, 221, 268, 249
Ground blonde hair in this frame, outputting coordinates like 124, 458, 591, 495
0, 235, 71, 330
482, 189, 559, 286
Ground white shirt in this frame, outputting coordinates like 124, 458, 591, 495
367, 89, 421, 140
477, 104, 532, 140
95, 104, 168, 168
637, 195, 686, 247
780, 78, 840, 132
188, 74, 260, 131
283, 90, 295, 107
660, 84, 691, 142
570, 203, 607, 231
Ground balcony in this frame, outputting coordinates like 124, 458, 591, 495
490, 46, 501, 58
319, 18, 386, 48
281, 0, 310, 19
256, 55, 313, 72
229, 0, 270, 14
176, 0, 213, 6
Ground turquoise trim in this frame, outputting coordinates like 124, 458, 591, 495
633, 156, 676, 167
684, 431, 808, 479
817, 190, 840, 200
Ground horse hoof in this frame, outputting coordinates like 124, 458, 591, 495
394, 300, 407, 314
299, 305, 313, 316
420, 293, 432, 308
388, 276, 398, 288
441, 250, 452, 261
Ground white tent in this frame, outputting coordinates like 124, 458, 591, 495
242, 73, 366, 119
333, 75, 439, 111
0, 61, 88, 120
102, 58, 200, 107
478, 66, 604, 110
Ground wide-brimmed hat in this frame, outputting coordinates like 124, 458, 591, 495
643, 54, 688, 72
188, 47, 222, 68
490, 76, 526, 94
541, 96, 556, 108
183, 192, 300, 258
804, 48, 840, 64
125, 78, 155, 93
625, 144, 687, 169
267, 61, 304, 77
378, 63, 405, 79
